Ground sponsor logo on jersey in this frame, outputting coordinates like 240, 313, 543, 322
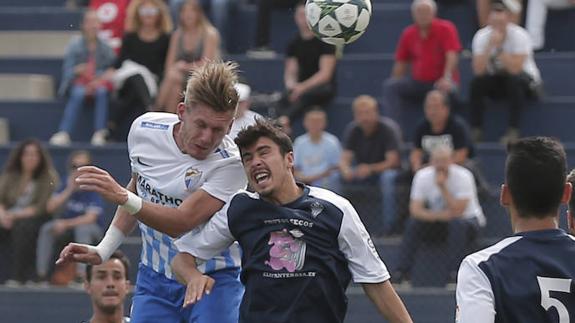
137, 175, 183, 207
184, 167, 203, 190
310, 201, 324, 218
141, 121, 169, 130
265, 229, 307, 272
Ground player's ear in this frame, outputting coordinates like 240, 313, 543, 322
285, 151, 294, 168
176, 103, 186, 121
500, 184, 511, 207
561, 182, 572, 205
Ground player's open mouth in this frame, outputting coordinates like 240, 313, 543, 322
254, 171, 270, 184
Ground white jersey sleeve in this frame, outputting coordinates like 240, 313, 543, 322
456, 256, 496, 323
174, 201, 235, 261
337, 198, 390, 283
200, 154, 246, 202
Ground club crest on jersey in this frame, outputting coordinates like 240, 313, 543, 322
184, 167, 202, 190
310, 201, 324, 218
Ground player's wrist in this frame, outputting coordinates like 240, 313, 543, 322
94, 225, 126, 262
120, 190, 143, 215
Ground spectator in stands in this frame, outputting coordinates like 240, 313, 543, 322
107, 0, 173, 142
229, 82, 263, 139
50, 10, 116, 147
525, 0, 575, 51
276, 1, 337, 123
247, 0, 298, 58
410, 90, 473, 172
294, 108, 342, 192
470, 2, 542, 144
340, 95, 402, 236
477, 0, 522, 28
169, 0, 234, 52
83, 251, 131, 323
382, 0, 461, 124
36, 150, 104, 284
394, 145, 485, 284
567, 169, 575, 235
0, 139, 58, 286
156, 0, 221, 113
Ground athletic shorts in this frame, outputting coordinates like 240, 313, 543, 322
130, 263, 243, 323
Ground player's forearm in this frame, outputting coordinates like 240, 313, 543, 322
133, 204, 200, 238
173, 252, 200, 285
362, 281, 413, 323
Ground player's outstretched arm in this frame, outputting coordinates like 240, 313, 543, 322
173, 252, 215, 307
76, 165, 229, 238
362, 281, 413, 323
56, 175, 139, 265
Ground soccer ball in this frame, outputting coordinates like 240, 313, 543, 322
305, 0, 372, 46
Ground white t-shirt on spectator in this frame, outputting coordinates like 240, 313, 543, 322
411, 164, 486, 226
472, 23, 541, 83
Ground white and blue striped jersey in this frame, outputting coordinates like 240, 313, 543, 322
456, 229, 575, 323
127, 112, 246, 279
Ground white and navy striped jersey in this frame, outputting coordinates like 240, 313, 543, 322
456, 229, 575, 323
175, 185, 389, 323
128, 112, 246, 279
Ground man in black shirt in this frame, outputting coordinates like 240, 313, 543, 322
340, 95, 402, 236
278, 1, 337, 121
410, 90, 473, 172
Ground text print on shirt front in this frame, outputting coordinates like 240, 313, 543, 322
537, 276, 573, 323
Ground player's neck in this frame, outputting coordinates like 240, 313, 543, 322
263, 180, 303, 205
89, 307, 124, 323
512, 215, 559, 234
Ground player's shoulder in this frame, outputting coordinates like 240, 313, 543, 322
214, 135, 241, 159
130, 112, 177, 134
224, 189, 263, 213
462, 236, 524, 268
308, 186, 352, 212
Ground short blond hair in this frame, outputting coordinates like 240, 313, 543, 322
125, 0, 173, 34
184, 60, 239, 114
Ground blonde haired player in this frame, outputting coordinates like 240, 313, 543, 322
58, 61, 247, 323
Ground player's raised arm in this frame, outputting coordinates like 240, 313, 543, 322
56, 174, 139, 265
75, 161, 244, 238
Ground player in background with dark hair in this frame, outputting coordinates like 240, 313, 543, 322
456, 137, 575, 322
565, 169, 575, 235
83, 251, 131, 323
172, 119, 413, 323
